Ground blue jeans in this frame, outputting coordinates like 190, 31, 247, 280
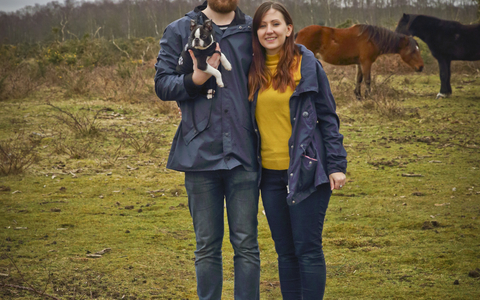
260, 168, 331, 300
185, 166, 260, 300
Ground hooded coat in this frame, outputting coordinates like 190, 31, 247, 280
251, 45, 347, 205
155, 2, 257, 172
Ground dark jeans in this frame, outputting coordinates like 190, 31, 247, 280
185, 166, 260, 300
260, 168, 331, 300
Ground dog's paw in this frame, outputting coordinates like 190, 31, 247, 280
223, 61, 232, 71
215, 76, 225, 87
220, 55, 232, 71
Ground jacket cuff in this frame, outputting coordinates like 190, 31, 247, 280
184, 73, 202, 97
327, 163, 347, 175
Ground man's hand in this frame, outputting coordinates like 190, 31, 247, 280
190, 43, 221, 85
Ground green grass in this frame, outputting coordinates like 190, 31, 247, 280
1, 65, 480, 299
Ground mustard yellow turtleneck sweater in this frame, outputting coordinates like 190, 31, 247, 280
255, 53, 302, 170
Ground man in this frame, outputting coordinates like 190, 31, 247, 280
154, 1, 259, 299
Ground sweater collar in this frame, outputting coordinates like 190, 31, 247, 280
266, 53, 280, 66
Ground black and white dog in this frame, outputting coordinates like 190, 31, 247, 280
176, 19, 231, 88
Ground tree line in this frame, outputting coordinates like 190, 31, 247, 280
0, 0, 478, 45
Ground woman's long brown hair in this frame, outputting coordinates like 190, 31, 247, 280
248, 1, 300, 101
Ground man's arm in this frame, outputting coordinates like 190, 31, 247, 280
155, 21, 222, 101
154, 22, 200, 101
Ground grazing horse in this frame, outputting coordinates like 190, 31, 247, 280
395, 13, 480, 99
295, 24, 424, 99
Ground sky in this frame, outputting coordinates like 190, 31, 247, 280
0, 0, 97, 13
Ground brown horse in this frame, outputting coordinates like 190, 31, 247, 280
295, 24, 424, 99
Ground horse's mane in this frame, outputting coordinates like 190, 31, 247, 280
357, 24, 411, 54
410, 14, 476, 31
412, 14, 461, 26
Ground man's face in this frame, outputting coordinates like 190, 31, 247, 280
208, 0, 238, 14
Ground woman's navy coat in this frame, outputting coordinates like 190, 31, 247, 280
251, 45, 347, 205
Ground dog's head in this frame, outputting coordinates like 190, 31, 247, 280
189, 19, 214, 50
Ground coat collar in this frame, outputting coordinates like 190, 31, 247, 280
292, 44, 321, 97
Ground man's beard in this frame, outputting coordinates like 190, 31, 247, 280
208, 0, 238, 14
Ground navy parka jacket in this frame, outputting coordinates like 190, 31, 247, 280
251, 45, 347, 205
154, 2, 257, 172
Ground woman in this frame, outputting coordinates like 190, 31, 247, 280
248, 2, 347, 299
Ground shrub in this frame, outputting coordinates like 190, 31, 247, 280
47, 103, 106, 137
51, 131, 98, 159
57, 67, 92, 97
366, 76, 406, 119
117, 126, 160, 154
0, 58, 41, 100
416, 39, 436, 66
0, 130, 42, 176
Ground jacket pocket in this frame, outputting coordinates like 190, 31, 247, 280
182, 117, 210, 145
297, 142, 318, 191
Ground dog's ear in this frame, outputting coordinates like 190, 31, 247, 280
190, 19, 197, 31
204, 19, 213, 31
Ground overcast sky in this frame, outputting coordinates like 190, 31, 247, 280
0, 0, 97, 13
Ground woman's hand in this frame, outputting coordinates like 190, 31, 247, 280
329, 172, 346, 191
190, 43, 221, 85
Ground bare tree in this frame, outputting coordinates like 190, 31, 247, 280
0, 0, 478, 44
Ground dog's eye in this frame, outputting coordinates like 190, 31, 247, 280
201, 35, 207, 39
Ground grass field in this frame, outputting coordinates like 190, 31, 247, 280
1, 53, 479, 299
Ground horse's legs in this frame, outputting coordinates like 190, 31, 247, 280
437, 57, 452, 98
362, 62, 372, 98
354, 64, 363, 100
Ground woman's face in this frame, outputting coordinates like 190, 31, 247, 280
257, 8, 293, 56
